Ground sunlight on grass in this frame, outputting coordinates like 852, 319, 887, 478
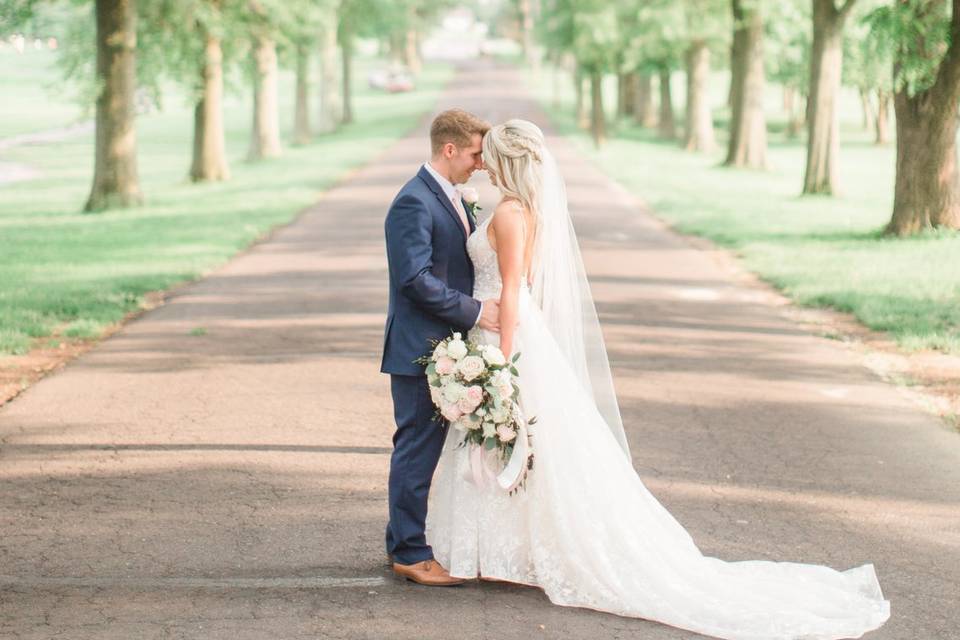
0, 55, 452, 354
536, 66, 960, 354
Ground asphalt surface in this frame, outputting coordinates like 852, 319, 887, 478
2, 60, 959, 640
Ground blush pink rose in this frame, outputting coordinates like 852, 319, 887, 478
457, 396, 475, 414
465, 385, 483, 406
435, 356, 455, 375
440, 402, 463, 422
456, 355, 485, 382
496, 424, 516, 442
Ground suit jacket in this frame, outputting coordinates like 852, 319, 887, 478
380, 165, 481, 376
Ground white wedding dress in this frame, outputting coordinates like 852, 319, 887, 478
425, 209, 890, 640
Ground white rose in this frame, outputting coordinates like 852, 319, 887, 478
492, 368, 511, 384
442, 382, 466, 403
460, 187, 479, 205
456, 355, 485, 382
489, 405, 509, 424
482, 422, 497, 438
446, 339, 468, 361
432, 342, 448, 359
481, 345, 506, 366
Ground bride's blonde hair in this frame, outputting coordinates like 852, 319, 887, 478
482, 119, 545, 217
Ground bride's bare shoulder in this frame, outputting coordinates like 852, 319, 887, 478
490, 199, 526, 231
493, 198, 525, 215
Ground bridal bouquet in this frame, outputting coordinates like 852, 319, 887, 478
415, 333, 535, 493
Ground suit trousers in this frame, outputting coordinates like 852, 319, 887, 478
385, 374, 448, 565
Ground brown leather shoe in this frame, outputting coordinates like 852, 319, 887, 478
392, 559, 466, 586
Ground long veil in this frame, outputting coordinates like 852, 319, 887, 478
528, 145, 632, 460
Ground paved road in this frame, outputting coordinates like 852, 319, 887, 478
2, 60, 959, 640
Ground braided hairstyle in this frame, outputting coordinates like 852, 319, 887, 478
482, 119, 545, 219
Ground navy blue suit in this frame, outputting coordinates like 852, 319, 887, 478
381, 165, 481, 565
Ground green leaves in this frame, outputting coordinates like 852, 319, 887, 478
864, 0, 951, 96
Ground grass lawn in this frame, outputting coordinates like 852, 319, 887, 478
0, 53, 452, 355
537, 67, 960, 355
0, 48, 87, 139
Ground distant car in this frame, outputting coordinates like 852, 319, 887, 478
385, 71, 414, 93
368, 68, 415, 93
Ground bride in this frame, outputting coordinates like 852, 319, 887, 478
425, 120, 890, 640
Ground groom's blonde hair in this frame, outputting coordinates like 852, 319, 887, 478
430, 109, 490, 156
482, 119, 545, 217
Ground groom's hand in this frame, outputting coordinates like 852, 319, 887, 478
478, 299, 500, 332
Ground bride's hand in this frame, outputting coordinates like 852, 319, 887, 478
478, 299, 501, 332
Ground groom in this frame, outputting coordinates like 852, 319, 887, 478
380, 109, 500, 586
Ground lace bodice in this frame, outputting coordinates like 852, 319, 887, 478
467, 203, 532, 302
466, 213, 502, 300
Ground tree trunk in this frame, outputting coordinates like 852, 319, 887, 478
684, 40, 716, 152
293, 42, 311, 145
85, 0, 142, 212
388, 31, 404, 63
888, 84, 960, 234
552, 53, 567, 110
404, 27, 421, 74
317, 13, 341, 134
190, 28, 229, 182
724, 0, 767, 169
634, 72, 656, 127
590, 69, 606, 148
404, 2, 421, 75
341, 33, 353, 125
617, 72, 637, 120
875, 89, 891, 145
803, 0, 855, 195
575, 67, 589, 130
658, 68, 676, 139
519, 0, 537, 74
248, 35, 282, 160
784, 86, 800, 138
859, 86, 874, 131
623, 72, 638, 118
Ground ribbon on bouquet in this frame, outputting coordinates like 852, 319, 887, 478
465, 422, 531, 494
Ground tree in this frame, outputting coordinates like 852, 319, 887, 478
766, 0, 810, 138
85, 0, 143, 211
292, 38, 312, 144
844, 5, 893, 145
680, 0, 727, 152
316, 2, 341, 134
573, 3, 620, 147
623, 0, 682, 140
725, 0, 767, 168
244, 0, 287, 160
539, 0, 589, 128
8, 0, 145, 210
189, 0, 231, 181
517, 0, 539, 74
868, 0, 960, 234
634, 72, 657, 126
802, 0, 858, 195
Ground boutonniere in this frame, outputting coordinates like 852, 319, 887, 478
460, 187, 481, 225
